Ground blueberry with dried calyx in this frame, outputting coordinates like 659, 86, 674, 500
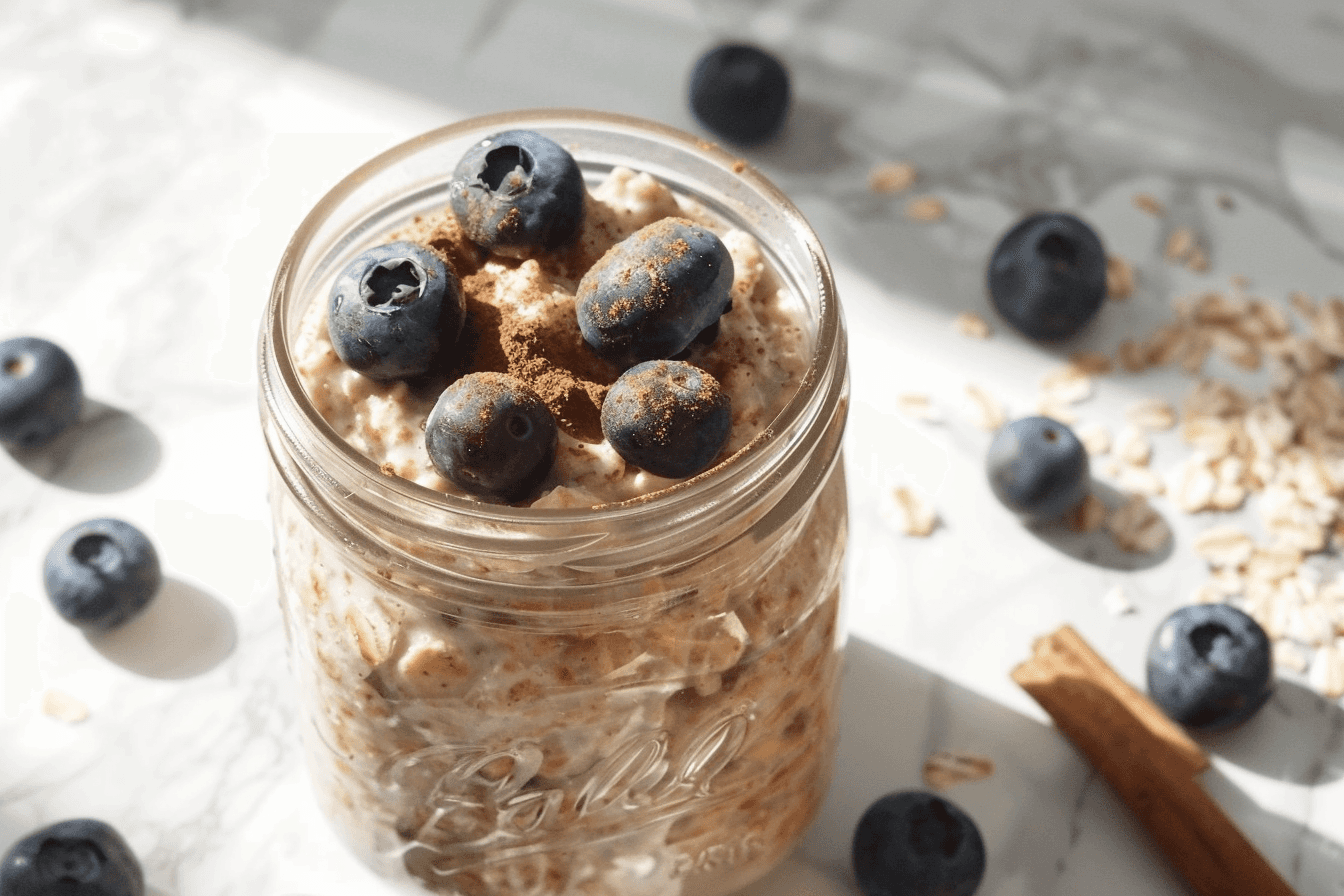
576, 217, 734, 369
689, 43, 791, 145
0, 818, 144, 896
1147, 603, 1273, 732
601, 360, 731, 480
43, 518, 162, 632
987, 211, 1107, 341
852, 790, 986, 896
425, 372, 558, 504
449, 129, 585, 257
986, 416, 1089, 521
327, 241, 464, 381
0, 336, 84, 449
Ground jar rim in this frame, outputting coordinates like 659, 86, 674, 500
262, 108, 843, 526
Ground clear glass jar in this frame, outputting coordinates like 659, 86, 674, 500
258, 110, 848, 896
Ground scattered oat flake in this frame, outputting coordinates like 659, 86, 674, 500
1106, 494, 1170, 553
1133, 193, 1166, 216
897, 393, 940, 421
868, 161, 917, 194
1076, 421, 1111, 456
964, 384, 1005, 431
921, 751, 994, 791
954, 311, 991, 339
1192, 524, 1254, 568
1114, 426, 1153, 466
41, 690, 89, 723
1126, 398, 1177, 431
1041, 366, 1093, 404
891, 486, 939, 537
1069, 351, 1113, 376
1064, 493, 1107, 533
1165, 227, 1202, 266
905, 196, 947, 221
1102, 585, 1137, 616
1106, 255, 1135, 301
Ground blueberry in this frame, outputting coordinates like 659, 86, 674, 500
986, 416, 1089, 521
987, 211, 1107, 341
327, 241, 464, 382
689, 43, 791, 145
425, 372, 558, 503
1147, 603, 1273, 732
44, 519, 161, 632
852, 790, 986, 896
0, 336, 83, 449
449, 129, 585, 257
0, 818, 143, 896
576, 217, 734, 368
601, 360, 731, 480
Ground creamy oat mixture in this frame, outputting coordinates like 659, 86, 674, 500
292, 166, 811, 507
274, 163, 846, 896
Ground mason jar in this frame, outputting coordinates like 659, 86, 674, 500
258, 110, 849, 896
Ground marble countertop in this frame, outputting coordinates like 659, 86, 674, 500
5, 0, 1344, 893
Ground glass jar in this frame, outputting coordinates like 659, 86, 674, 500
258, 110, 848, 896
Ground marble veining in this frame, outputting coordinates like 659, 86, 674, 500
3, 0, 1344, 894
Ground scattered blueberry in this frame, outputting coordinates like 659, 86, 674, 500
852, 790, 986, 896
327, 241, 464, 381
1147, 603, 1274, 732
0, 336, 84, 449
689, 43, 791, 145
986, 416, 1089, 521
0, 818, 144, 896
576, 217, 734, 368
601, 360, 731, 479
44, 518, 162, 632
425, 372, 558, 503
449, 129, 585, 257
987, 211, 1107, 341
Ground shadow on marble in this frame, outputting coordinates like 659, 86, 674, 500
1020, 478, 1173, 571
1199, 678, 1344, 786
5, 400, 161, 494
87, 577, 236, 679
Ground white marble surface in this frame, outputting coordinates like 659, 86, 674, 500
4, 0, 1344, 893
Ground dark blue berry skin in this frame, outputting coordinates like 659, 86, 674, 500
689, 43, 791, 145
601, 360, 731, 480
852, 790, 986, 896
0, 818, 144, 896
327, 241, 463, 382
1147, 603, 1274, 732
987, 212, 1107, 341
43, 519, 161, 632
576, 218, 734, 369
0, 336, 83, 449
986, 416, 1089, 521
449, 129, 585, 257
425, 372, 558, 504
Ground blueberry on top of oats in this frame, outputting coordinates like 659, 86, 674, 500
425, 372, 558, 504
327, 241, 463, 381
601, 360, 730, 480
576, 217, 734, 369
449, 129, 585, 257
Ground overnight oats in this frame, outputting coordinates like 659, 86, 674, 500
258, 111, 849, 896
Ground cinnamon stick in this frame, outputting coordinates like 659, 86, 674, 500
1012, 625, 1297, 896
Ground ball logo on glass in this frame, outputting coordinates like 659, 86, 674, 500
383, 705, 754, 866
